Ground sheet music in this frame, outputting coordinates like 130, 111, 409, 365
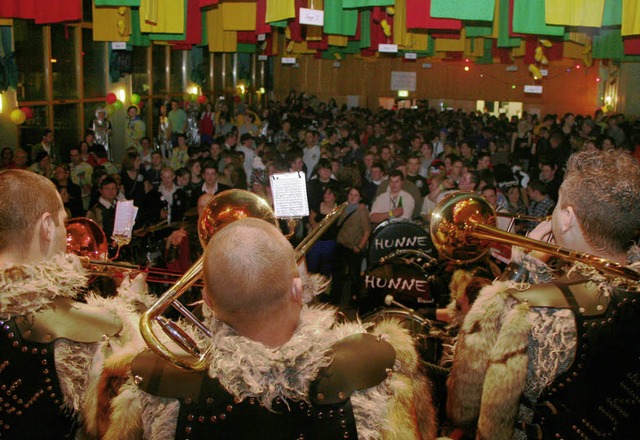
113, 200, 138, 239
271, 172, 309, 218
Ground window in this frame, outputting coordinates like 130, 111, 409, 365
14, 20, 46, 102
82, 28, 107, 98
51, 25, 79, 99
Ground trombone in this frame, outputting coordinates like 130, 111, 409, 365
430, 191, 640, 281
139, 189, 347, 371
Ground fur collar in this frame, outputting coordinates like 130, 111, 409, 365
0, 254, 87, 317
204, 305, 338, 409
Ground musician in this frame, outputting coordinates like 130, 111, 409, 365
0, 170, 132, 438
446, 150, 640, 439
96, 217, 437, 439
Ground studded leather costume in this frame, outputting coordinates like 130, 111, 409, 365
447, 258, 640, 440
516, 279, 640, 439
130, 333, 395, 440
0, 318, 72, 439
0, 256, 123, 439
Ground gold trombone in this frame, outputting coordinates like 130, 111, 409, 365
430, 191, 640, 281
139, 189, 347, 371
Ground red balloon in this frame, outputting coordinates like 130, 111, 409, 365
106, 93, 117, 104
233, 95, 241, 104
197, 95, 207, 104
20, 106, 33, 120
137, 100, 145, 109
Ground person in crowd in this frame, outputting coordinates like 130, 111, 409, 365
91, 107, 112, 158
525, 179, 555, 232
332, 187, 371, 306
52, 163, 83, 218
93, 217, 437, 439
168, 100, 188, 147
126, 106, 146, 153
170, 133, 190, 171
120, 150, 146, 206
538, 160, 563, 203
306, 187, 340, 278
158, 103, 172, 159
32, 128, 56, 164
446, 150, 640, 439
199, 102, 215, 145
362, 160, 386, 208
29, 151, 54, 178
370, 170, 415, 224
69, 145, 93, 212
13, 147, 29, 170
406, 154, 429, 197
87, 176, 118, 240
193, 160, 231, 199
510, 119, 533, 170
303, 129, 321, 179
306, 158, 342, 213
157, 166, 189, 224
1, 146, 15, 169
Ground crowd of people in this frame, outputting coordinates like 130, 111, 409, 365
1, 91, 640, 439
2, 93, 639, 302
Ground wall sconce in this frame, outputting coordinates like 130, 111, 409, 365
117, 88, 126, 103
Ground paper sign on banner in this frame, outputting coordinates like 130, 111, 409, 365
524, 85, 543, 94
257, 34, 266, 41
378, 44, 398, 53
282, 57, 297, 64
270, 172, 309, 218
111, 42, 127, 50
299, 8, 324, 26
404, 52, 417, 60
258, 55, 268, 61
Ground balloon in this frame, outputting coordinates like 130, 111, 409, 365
197, 95, 207, 104
10, 109, 26, 125
189, 94, 198, 102
106, 93, 117, 104
20, 106, 33, 120
137, 100, 145, 109
131, 93, 141, 105
106, 104, 115, 115
113, 100, 123, 110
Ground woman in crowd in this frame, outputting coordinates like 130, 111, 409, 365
306, 187, 340, 279
119, 150, 145, 206
332, 187, 371, 306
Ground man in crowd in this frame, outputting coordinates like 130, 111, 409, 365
69, 145, 93, 211
96, 217, 437, 439
32, 128, 56, 164
447, 150, 640, 439
168, 100, 188, 147
406, 154, 429, 197
370, 169, 415, 224
539, 160, 563, 203
194, 161, 231, 198
526, 179, 555, 232
86, 176, 118, 239
303, 129, 321, 180
0, 170, 124, 438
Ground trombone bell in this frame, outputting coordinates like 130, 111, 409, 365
430, 191, 496, 263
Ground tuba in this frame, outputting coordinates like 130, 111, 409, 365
430, 191, 640, 281
140, 189, 347, 371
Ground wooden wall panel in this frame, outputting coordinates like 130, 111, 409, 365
274, 53, 601, 116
